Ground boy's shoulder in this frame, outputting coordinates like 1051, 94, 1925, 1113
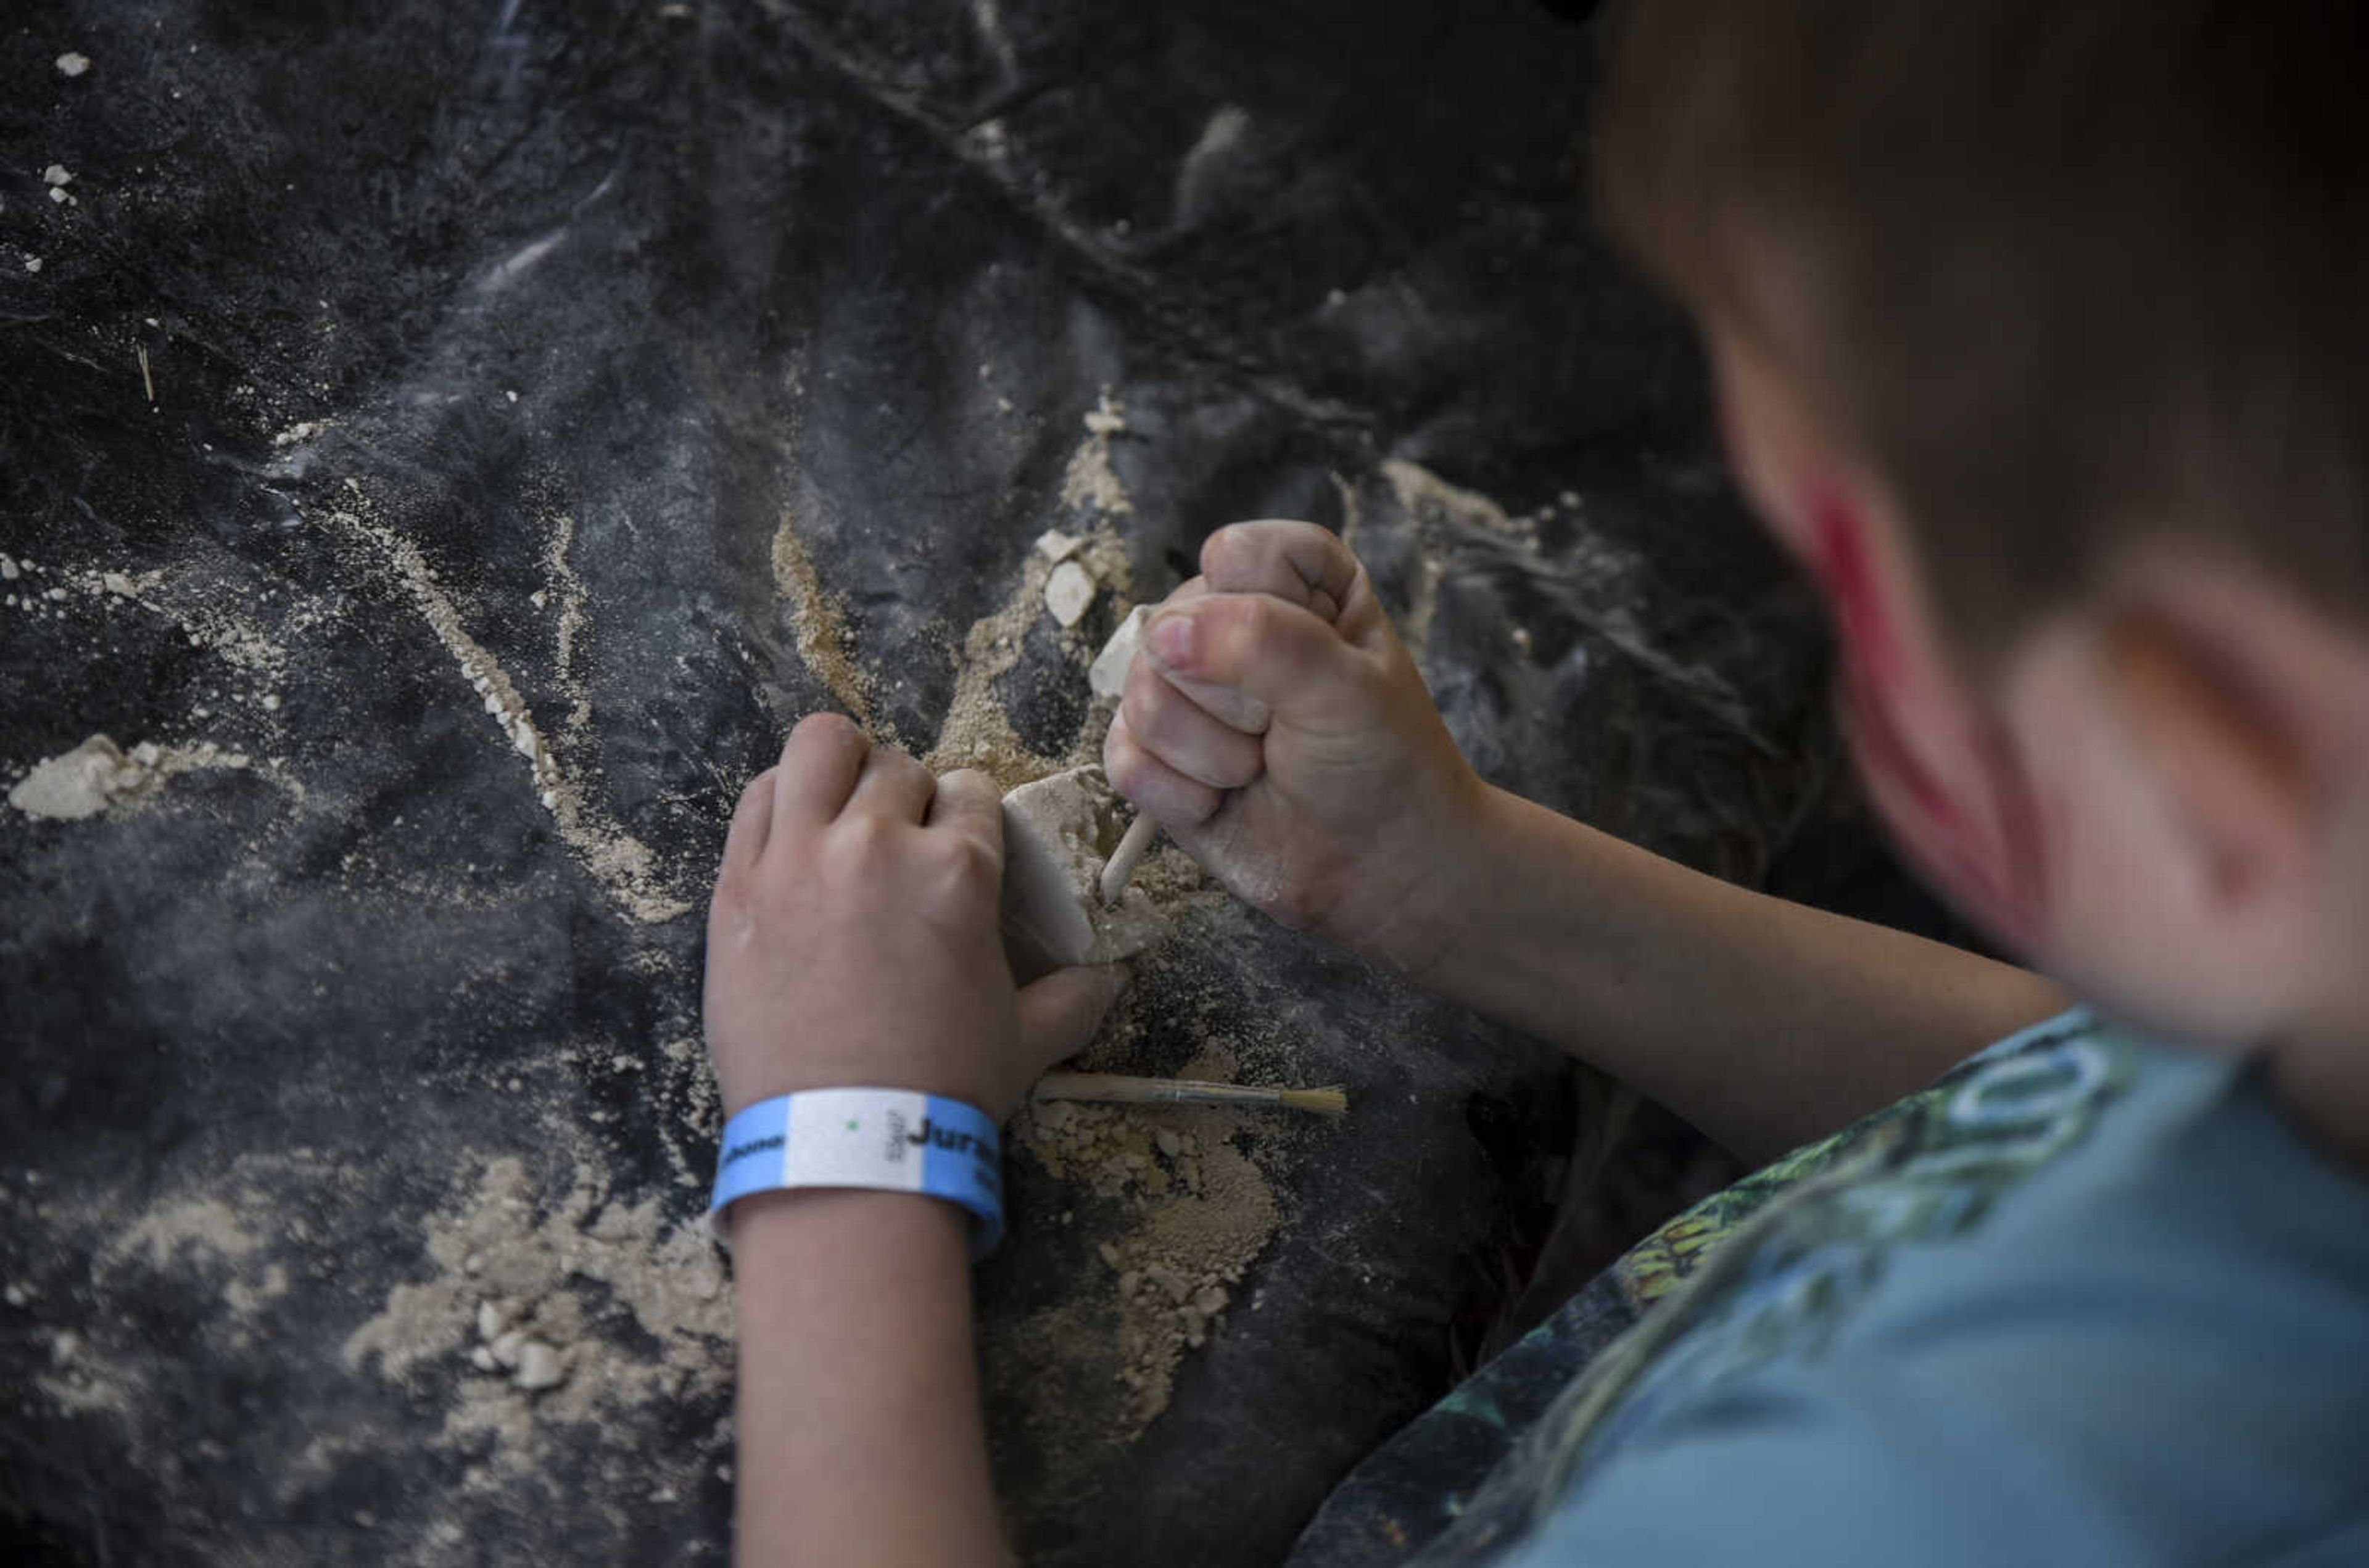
1296, 1013, 2369, 1568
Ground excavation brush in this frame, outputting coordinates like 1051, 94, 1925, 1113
1034, 1073, 1349, 1116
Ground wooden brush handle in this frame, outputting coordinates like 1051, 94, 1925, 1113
1034, 1072, 1278, 1108
1096, 813, 1160, 907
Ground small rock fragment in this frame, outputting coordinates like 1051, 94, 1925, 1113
513, 1340, 568, 1392
56, 52, 91, 77
489, 1328, 526, 1369
469, 1345, 498, 1372
1033, 529, 1083, 564
1088, 605, 1147, 701
22, 257, 41, 275
475, 1300, 511, 1342
1154, 1128, 1182, 1159
1191, 1283, 1229, 1318
1044, 559, 1096, 628
42, 165, 72, 187
1096, 1241, 1121, 1268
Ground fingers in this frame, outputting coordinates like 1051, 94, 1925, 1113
843, 741, 936, 822
1014, 965, 1128, 1076
1122, 650, 1265, 788
721, 767, 776, 875
1138, 572, 1270, 735
1132, 571, 1278, 733
1139, 648, 1272, 736
1141, 592, 1375, 733
924, 767, 1004, 872
772, 711, 870, 825
1104, 709, 1223, 826
1200, 521, 1362, 624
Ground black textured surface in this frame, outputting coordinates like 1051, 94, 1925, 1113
2, 2, 1851, 1564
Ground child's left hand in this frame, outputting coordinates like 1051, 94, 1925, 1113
703, 713, 1124, 1123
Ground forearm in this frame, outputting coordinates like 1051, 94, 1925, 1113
1420, 785, 2070, 1164
729, 1189, 1005, 1568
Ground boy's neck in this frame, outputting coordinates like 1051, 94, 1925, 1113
2267, 1014, 2369, 1171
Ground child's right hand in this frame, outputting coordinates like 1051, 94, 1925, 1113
1104, 519, 1490, 975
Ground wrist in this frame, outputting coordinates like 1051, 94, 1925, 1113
729, 1184, 972, 1258
1389, 780, 1536, 988
714, 1036, 1020, 1124
1347, 767, 1503, 980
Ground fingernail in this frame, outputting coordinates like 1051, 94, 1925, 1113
1147, 612, 1193, 667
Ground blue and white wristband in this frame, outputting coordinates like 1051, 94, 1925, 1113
709, 1089, 1004, 1260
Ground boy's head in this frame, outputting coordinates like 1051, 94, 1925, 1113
1595, 2, 2369, 1066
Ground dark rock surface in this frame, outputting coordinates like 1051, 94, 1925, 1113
0, 2, 1864, 1564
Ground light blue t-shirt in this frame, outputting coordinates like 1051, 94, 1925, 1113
1289, 1012, 2369, 1567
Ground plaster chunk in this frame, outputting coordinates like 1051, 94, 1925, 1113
1088, 605, 1147, 702
999, 765, 1165, 982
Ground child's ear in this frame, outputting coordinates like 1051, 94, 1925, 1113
2103, 598, 2318, 918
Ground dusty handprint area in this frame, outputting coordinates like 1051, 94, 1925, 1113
1, 4, 1864, 1565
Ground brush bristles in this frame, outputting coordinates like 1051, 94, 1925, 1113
1276, 1084, 1349, 1116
